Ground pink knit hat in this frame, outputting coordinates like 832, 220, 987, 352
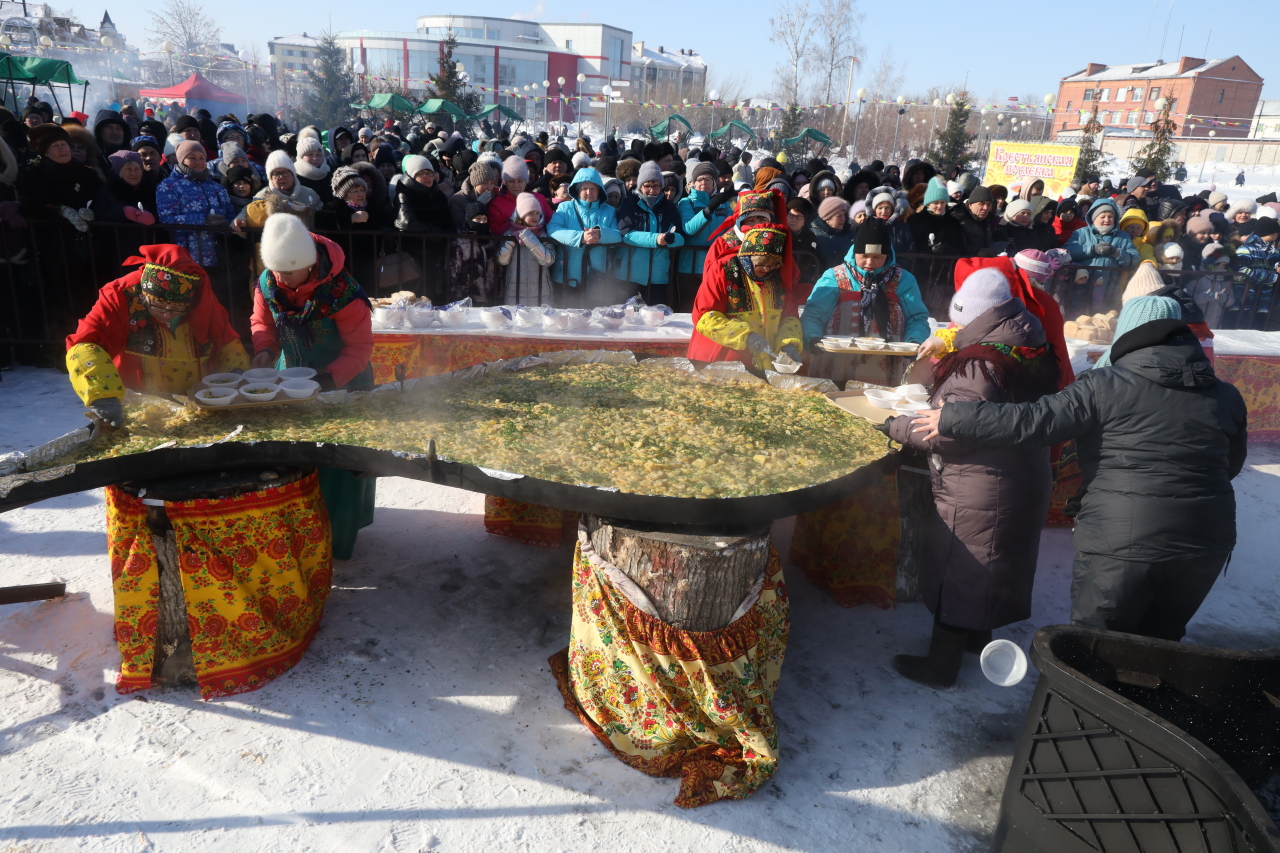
175, 139, 204, 163
817, 196, 849, 221
515, 192, 542, 221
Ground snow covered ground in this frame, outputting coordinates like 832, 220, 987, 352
1, 366, 1277, 852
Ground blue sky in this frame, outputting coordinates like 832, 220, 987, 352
105, 0, 1275, 106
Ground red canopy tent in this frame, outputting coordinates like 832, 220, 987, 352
138, 71, 248, 119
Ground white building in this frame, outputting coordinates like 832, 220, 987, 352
1249, 100, 1280, 140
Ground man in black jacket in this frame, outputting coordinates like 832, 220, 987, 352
911, 319, 1248, 641
950, 185, 999, 256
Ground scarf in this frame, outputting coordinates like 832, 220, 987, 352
933, 341, 1058, 404
295, 158, 330, 180
846, 261, 902, 339
174, 163, 211, 182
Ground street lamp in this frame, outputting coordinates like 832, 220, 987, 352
602, 85, 614, 136
1043, 92, 1057, 140
542, 79, 551, 127
162, 40, 176, 85
1199, 128, 1216, 181
353, 61, 366, 100
556, 76, 565, 127
576, 72, 586, 137
708, 88, 719, 139
100, 36, 116, 101
927, 96, 941, 151
851, 86, 867, 162
238, 49, 252, 118
840, 55, 857, 152
890, 95, 906, 162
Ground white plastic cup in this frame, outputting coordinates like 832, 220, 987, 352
980, 639, 1028, 687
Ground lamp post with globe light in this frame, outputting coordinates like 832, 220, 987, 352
576, 73, 586, 137
238, 49, 253, 117
851, 87, 867, 162
890, 95, 906, 161
1043, 92, 1057, 140
162, 40, 176, 85
708, 89, 719, 139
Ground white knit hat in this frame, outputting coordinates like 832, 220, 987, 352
950, 268, 1012, 326
571, 151, 590, 170
869, 191, 896, 213
1003, 198, 1033, 223
295, 135, 323, 157
1207, 191, 1228, 207
260, 214, 317, 272
265, 149, 295, 177
946, 179, 962, 197
401, 154, 434, 177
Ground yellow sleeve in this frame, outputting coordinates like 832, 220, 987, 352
215, 339, 250, 373
776, 316, 804, 352
696, 310, 753, 351
934, 326, 959, 354
67, 343, 125, 405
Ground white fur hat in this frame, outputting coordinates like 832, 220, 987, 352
260, 214, 317, 272
265, 149, 295, 177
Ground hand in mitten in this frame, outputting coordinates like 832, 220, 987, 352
780, 344, 801, 362
316, 372, 338, 392
1093, 242, 1115, 257
88, 397, 124, 428
77, 207, 94, 223
872, 417, 894, 436
745, 332, 772, 356
477, 190, 493, 205
707, 187, 737, 213
60, 206, 88, 232
518, 228, 539, 248
122, 207, 156, 226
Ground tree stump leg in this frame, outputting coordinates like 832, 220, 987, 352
585, 516, 772, 632
146, 508, 197, 687
895, 450, 934, 604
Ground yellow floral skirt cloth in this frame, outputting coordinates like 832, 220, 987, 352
550, 524, 789, 808
107, 472, 333, 700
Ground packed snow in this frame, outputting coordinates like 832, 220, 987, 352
1, 366, 1277, 852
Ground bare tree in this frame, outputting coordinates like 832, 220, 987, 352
147, 0, 222, 58
806, 0, 863, 109
769, 0, 816, 104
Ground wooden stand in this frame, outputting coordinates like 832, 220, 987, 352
118, 467, 310, 688
585, 515, 771, 632
894, 448, 932, 604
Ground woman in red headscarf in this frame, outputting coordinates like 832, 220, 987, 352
65, 243, 249, 425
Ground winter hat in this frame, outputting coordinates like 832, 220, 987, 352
501, 155, 529, 183
357, 127, 373, 141
966, 185, 994, 205
1227, 199, 1257, 218
922, 178, 949, 207
27, 122, 68, 155
1096, 296, 1181, 367
637, 160, 663, 187
817, 196, 849, 221
869, 191, 896, 213
1202, 242, 1229, 264
1257, 205, 1278, 220
1156, 242, 1184, 265
220, 141, 246, 167
297, 126, 322, 144
1207, 191, 1228, 207
851, 200, 867, 218
1013, 249, 1055, 283
853, 217, 890, 256
175, 139, 204, 163
1002, 198, 1033, 223
950, 268, 1012, 326
173, 115, 200, 134
1120, 261, 1165, 304
330, 165, 366, 198
468, 161, 498, 187
689, 161, 717, 184
225, 165, 256, 186
946, 179, 962, 197
514, 192, 542, 221
402, 154, 434, 177
265, 149, 295, 176
463, 201, 487, 222
595, 154, 617, 177
1253, 217, 1280, 238
107, 149, 142, 175
296, 135, 323, 157
1185, 216, 1212, 237
259, 213, 317, 273
571, 151, 590, 170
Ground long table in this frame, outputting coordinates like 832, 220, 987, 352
370, 313, 696, 383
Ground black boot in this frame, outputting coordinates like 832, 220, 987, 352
893, 621, 967, 691
965, 629, 992, 655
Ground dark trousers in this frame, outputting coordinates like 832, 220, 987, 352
1070, 551, 1230, 641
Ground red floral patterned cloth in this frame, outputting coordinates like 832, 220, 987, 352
1214, 355, 1280, 444
107, 472, 332, 700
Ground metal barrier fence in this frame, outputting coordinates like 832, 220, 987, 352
0, 218, 1274, 367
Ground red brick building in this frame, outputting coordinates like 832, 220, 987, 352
1053, 56, 1263, 139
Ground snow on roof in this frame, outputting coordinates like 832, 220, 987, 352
1063, 57, 1228, 83
270, 33, 321, 47
633, 44, 706, 71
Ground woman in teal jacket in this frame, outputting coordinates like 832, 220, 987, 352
677, 161, 736, 274
547, 168, 622, 303
1064, 197, 1141, 271
616, 161, 686, 305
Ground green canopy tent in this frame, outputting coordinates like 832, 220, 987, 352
363, 92, 417, 114
417, 99, 467, 118
782, 126, 835, 148
708, 120, 756, 141
0, 54, 37, 112
14, 56, 86, 116
649, 113, 692, 140
470, 103, 524, 123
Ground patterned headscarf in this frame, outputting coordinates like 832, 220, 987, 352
737, 225, 788, 282
735, 191, 776, 222
139, 261, 200, 305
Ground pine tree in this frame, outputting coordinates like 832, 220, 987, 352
926, 94, 977, 169
300, 33, 357, 132
427, 32, 482, 137
1129, 100, 1178, 181
777, 103, 805, 164
1073, 104, 1111, 180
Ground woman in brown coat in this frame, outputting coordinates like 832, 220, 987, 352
885, 268, 1061, 690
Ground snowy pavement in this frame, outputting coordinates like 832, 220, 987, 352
1, 366, 1277, 852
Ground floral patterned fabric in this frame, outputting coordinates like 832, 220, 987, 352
369, 333, 688, 387
550, 525, 789, 808
107, 472, 332, 700
1214, 355, 1280, 443
788, 467, 900, 609
482, 496, 577, 548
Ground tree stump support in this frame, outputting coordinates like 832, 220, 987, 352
895, 448, 933, 604
584, 515, 772, 632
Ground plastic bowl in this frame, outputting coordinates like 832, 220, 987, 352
279, 378, 320, 399
238, 382, 280, 402
596, 315, 624, 329
902, 393, 931, 405
542, 312, 570, 332
772, 359, 802, 374
194, 387, 237, 407
864, 388, 899, 409
893, 400, 931, 415
855, 337, 887, 350
279, 367, 317, 381
437, 309, 467, 327
980, 639, 1028, 687
888, 341, 919, 353
566, 312, 592, 330
479, 307, 509, 329
407, 306, 436, 328
639, 306, 669, 326
895, 384, 928, 397
241, 368, 280, 384
201, 372, 243, 388
372, 305, 405, 329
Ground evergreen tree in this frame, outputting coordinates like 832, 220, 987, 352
1129, 100, 1178, 181
427, 32, 482, 137
926, 94, 977, 169
1074, 104, 1111, 180
777, 103, 805, 164
300, 33, 357, 132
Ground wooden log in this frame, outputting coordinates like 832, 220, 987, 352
895, 449, 933, 604
585, 515, 771, 632
0, 582, 66, 605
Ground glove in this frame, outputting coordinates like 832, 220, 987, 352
123, 207, 157, 226
60, 205, 88, 233
316, 372, 337, 392
1093, 242, 1115, 257
872, 417, 893, 436
88, 397, 124, 428
477, 190, 493, 205
77, 207, 94, 223
518, 228, 539, 248
745, 332, 772, 356
780, 344, 801, 362
706, 188, 737, 213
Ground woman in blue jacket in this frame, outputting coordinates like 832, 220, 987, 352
547, 168, 622, 305
677, 160, 736, 275
1065, 197, 1140, 301
616, 161, 685, 305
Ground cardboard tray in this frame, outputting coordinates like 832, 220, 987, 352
814, 341, 918, 356
189, 379, 319, 411
823, 388, 894, 422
